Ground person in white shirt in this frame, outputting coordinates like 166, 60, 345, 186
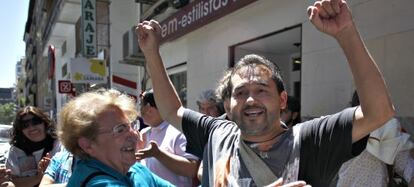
137, 90, 199, 187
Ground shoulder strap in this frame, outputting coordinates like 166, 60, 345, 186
238, 126, 302, 186
238, 134, 277, 187
282, 125, 301, 183
80, 171, 111, 187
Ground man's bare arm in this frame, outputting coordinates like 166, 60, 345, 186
136, 20, 184, 128
308, 0, 394, 142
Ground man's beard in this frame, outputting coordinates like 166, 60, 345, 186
233, 112, 273, 136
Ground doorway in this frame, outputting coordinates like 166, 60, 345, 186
229, 25, 302, 99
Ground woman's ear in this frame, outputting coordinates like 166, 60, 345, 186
78, 137, 94, 157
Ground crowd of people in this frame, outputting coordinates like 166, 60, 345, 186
0, 0, 413, 186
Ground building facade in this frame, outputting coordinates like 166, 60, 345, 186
134, 0, 414, 130
15, 58, 26, 107
23, 0, 111, 119
22, 0, 414, 132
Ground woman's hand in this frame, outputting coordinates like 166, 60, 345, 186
37, 153, 51, 175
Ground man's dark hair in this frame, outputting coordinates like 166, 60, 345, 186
141, 89, 157, 108
215, 69, 232, 102
229, 54, 285, 95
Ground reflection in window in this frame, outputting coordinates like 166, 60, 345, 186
169, 71, 187, 107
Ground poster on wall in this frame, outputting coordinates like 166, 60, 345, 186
70, 57, 107, 84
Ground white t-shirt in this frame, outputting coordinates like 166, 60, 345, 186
6, 140, 61, 177
141, 121, 199, 187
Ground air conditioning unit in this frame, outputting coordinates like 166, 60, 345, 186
121, 26, 145, 66
141, 0, 169, 21
170, 0, 189, 9
153, 6, 177, 22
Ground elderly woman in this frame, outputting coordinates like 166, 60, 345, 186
7, 106, 61, 187
59, 89, 173, 186
196, 89, 223, 117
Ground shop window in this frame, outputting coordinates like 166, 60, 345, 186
62, 63, 67, 77
292, 57, 301, 71
61, 40, 67, 56
169, 71, 187, 107
166, 63, 187, 107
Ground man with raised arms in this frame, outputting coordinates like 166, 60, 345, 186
135, 0, 394, 186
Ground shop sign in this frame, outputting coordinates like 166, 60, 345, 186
82, 0, 97, 57
58, 80, 72, 94
70, 57, 107, 84
159, 0, 258, 43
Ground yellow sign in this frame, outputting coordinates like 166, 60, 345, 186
70, 57, 107, 84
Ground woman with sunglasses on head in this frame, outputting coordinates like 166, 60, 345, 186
6, 106, 62, 187
59, 89, 173, 187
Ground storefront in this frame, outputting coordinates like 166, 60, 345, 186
158, 0, 306, 111
113, 0, 414, 132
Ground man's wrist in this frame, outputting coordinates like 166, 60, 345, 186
335, 22, 358, 43
142, 44, 160, 54
143, 49, 160, 59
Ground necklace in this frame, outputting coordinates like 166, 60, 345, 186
249, 129, 287, 148
247, 129, 287, 159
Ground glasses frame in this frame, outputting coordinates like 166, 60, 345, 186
98, 122, 134, 137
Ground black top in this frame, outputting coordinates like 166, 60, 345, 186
182, 107, 368, 186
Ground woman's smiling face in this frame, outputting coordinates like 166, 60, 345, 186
21, 114, 46, 142
86, 106, 141, 174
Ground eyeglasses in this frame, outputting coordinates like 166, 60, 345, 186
98, 122, 133, 137
21, 116, 44, 129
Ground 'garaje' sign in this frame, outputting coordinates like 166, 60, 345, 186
82, 0, 97, 57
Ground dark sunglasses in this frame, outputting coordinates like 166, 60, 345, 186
21, 116, 44, 129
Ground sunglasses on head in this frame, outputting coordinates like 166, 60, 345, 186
21, 116, 44, 129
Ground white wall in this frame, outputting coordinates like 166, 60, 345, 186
109, 1, 142, 95
54, 24, 77, 120
302, 0, 414, 119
